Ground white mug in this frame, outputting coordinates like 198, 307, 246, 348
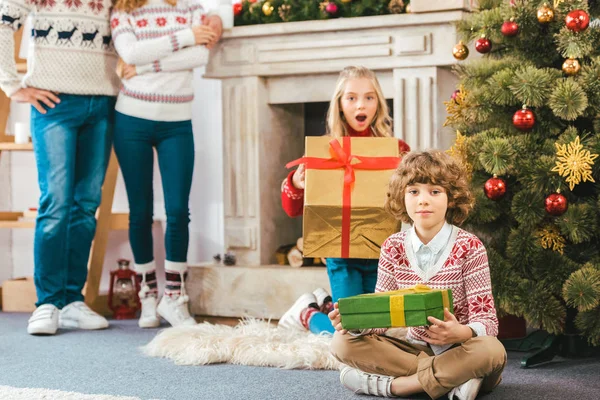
14, 122, 29, 144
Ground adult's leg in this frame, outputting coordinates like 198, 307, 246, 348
30, 96, 85, 308
65, 96, 115, 303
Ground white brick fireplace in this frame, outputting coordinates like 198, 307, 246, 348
188, 11, 466, 318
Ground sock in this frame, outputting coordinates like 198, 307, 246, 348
299, 305, 319, 330
320, 295, 334, 314
137, 271, 158, 297
165, 270, 187, 297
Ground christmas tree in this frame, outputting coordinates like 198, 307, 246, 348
233, 0, 409, 26
446, 0, 600, 346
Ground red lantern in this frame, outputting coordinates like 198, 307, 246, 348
565, 9, 590, 32
545, 192, 568, 216
475, 36, 492, 53
501, 20, 519, 36
108, 259, 141, 320
233, 2, 243, 16
513, 106, 535, 131
484, 176, 507, 201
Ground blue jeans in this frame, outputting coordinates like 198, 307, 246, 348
326, 258, 379, 303
113, 112, 194, 264
30, 95, 115, 308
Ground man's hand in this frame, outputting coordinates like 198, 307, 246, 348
122, 64, 137, 80
328, 302, 348, 335
202, 14, 223, 49
11, 88, 60, 114
423, 308, 473, 346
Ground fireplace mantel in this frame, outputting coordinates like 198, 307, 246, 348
203, 11, 465, 267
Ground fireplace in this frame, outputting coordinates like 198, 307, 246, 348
204, 11, 465, 267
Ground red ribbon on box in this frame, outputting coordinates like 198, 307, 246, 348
286, 137, 401, 258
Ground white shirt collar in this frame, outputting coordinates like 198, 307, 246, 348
410, 222, 453, 255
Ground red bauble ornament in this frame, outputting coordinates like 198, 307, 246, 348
484, 176, 507, 201
545, 192, 568, 216
501, 20, 519, 36
451, 89, 460, 101
233, 2, 243, 16
325, 2, 338, 15
512, 107, 535, 131
565, 9, 590, 32
475, 37, 492, 53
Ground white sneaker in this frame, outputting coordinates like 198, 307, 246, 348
339, 366, 395, 397
157, 295, 196, 327
448, 378, 483, 400
138, 295, 160, 328
278, 292, 318, 331
59, 301, 109, 330
28, 304, 59, 335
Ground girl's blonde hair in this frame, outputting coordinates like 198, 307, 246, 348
385, 150, 474, 225
326, 66, 392, 138
113, 0, 176, 13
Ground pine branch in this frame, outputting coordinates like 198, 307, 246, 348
563, 264, 600, 311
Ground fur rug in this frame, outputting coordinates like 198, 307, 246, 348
142, 319, 341, 370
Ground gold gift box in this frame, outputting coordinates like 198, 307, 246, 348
302, 137, 402, 259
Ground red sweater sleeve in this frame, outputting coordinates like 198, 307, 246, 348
281, 170, 304, 217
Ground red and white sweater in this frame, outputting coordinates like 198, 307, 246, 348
281, 127, 410, 217
375, 228, 499, 347
110, 0, 211, 121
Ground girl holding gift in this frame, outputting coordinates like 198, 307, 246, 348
279, 66, 410, 334
111, 0, 221, 328
328, 150, 506, 400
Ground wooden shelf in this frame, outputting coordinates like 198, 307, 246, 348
0, 142, 33, 151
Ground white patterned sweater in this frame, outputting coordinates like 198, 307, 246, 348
373, 227, 499, 346
0, 0, 120, 97
111, 0, 210, 121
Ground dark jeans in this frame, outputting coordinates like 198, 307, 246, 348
30, 95, 115, 308
113, 112, 194, 264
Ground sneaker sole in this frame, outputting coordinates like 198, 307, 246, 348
139, 318, 160, 328
59, 319, 109, 330
27, 326, 57, 335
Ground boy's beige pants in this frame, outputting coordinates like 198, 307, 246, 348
331, 331, 507, 399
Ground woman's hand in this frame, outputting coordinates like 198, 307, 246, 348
192, 25, 217, 45
122, 64, 137, 80
423, 308, 473, 346
328, 303, 348, 335
203, 14, 223, 49
292, 164, 306, 190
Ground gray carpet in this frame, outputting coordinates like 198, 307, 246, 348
1, 313, 599, 400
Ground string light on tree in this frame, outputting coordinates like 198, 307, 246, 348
512, 105, 536, 131
551, 136, 598, 191
537, 3, 555, 24
565, 9, 590, 32
484, 175, 507, 201
452, 41, 469, 60
475, 35, 492, 53
545, 191, 568, 216
501, 18, 519, 37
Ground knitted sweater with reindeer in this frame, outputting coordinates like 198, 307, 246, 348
0, 0, 119, 97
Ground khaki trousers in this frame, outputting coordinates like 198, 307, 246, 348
331, 332, 507, 399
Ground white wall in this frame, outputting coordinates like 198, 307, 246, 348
0, 0, 225, 294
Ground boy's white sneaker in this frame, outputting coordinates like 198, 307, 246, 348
157, 295, 197, 327
59, 301, 109, 330
138, 295, 160, 328
312, 288, 331, 308
27, 304, 59, 335
339, 366, 395, 397
278, 293, 318, 331
448, 378, 483, 400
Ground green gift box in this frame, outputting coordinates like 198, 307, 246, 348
338, 285, 454, 330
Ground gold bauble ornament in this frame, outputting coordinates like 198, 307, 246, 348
537, 3, 554, 24
262, 1, 274, 16
452, 41, 469, 60
562, 58, 581, 76
405, 4, 411, 13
